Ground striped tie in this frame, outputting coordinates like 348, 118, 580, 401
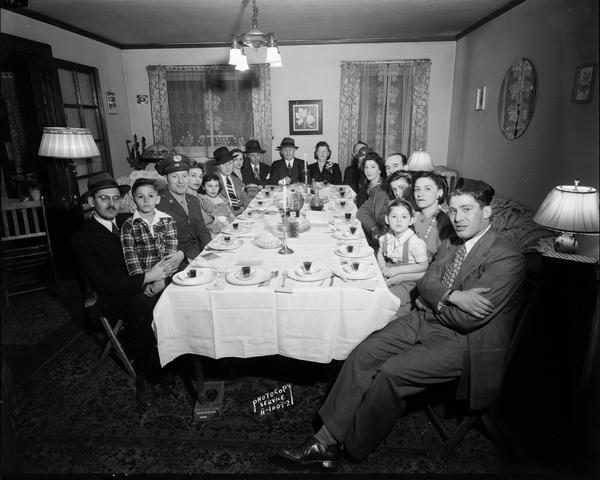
226, 176, 242, 210
254, 165, 260, 180
442, 245, 467, 288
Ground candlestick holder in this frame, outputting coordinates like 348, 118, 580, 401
278, 209, 294, 254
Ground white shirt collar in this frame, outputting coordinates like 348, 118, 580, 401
93, 213, 117, 233
464, 224, 491, 255
132, 208, 171, 226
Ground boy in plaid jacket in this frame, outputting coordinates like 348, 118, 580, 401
120, 178, 183, 296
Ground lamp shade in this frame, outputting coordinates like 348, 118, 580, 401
235, 53, 250, 72
533, 183, 599, 234
406, 150, 434, 171
38, 127, 100, 158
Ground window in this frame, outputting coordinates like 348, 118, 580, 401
338, 60, 431, 169
56, 60, 111, 194
147, 64, 272, 160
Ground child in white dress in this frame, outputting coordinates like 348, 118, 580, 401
377, 198, 429, 314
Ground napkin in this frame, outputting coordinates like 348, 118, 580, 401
305, 210, 329, 224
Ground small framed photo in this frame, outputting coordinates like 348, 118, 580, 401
571, 64, 596, 103
475, 86, 487, 111
289, 99, 323, 135
106, 91, 117, 115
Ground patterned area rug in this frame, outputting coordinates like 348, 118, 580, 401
15, 333, 502, 474
1, 291, 71, 346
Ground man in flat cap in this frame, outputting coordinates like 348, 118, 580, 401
156, 153, 211, 264
241, 139, 270, 187
71, 172, 179, 408
277, 178, 526, 467
213, 146, 250, 213
269, 137, 307, 185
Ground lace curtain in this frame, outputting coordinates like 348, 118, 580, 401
147, 64, 272, 159
337, 60, 430, 170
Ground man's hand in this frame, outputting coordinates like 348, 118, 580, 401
278, 176, 292, 186
144, 279, 166, 297
162, 251, 185, 275
145, 261, 168, 283
449, 287, 494, 319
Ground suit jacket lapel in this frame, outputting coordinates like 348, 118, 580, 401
456, 229, 497, 286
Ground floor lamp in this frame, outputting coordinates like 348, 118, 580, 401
38, 127, 100, 207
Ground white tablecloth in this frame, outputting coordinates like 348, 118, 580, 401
152, 186, 401, 366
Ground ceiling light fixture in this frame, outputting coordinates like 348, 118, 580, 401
229, 0, 282, 70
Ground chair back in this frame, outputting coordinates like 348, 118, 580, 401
1, 197, 57, 302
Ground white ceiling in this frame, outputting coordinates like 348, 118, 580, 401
15, 0, 520, 48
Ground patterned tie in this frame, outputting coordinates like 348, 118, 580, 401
442, 245, 467, 288
253, 164, 260, 180
111, 223, 119, 236
226, 176, 242, 210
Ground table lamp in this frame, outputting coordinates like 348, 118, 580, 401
38, 127, 100, 205
533, 180, 599, 253
406, 149, 434, 172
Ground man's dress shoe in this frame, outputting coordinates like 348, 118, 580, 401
276, 436, 341, 469
136, 376, 153, 408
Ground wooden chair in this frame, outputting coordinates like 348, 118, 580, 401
1, 197, 58, 305
78, 273, 136, 379
424, 276, 537, 458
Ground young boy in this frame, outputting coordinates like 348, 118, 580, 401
120, 178, 182, 295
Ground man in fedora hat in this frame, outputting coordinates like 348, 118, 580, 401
241, 139, 270, 187
71, 172, 179, 408
276, 178, 525, 467
213, 146, 250, 212
156, 152, 212, 263
269, 137, 307, 185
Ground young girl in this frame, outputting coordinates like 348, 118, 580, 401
198, 173, 236, 237
377, 198, 429, 314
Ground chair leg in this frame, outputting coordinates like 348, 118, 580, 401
425, 404, 449, 441
99, 316, 136, 379
98, 319, 124, 364
439, 413, 478, 458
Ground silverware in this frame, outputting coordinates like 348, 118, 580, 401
281, 269, 288, 288
259, 269, 278, 287
328, 273, 335, 287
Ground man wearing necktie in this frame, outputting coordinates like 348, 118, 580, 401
241, 139, 270, 187
277, 179, 526, 467
213, 146, 250, 213
268, 137, 308, 185
71, 172, 179, 408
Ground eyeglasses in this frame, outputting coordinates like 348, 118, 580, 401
95, 195, 122, 203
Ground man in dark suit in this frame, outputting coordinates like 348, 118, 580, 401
269, 137, 307, 185
276, 179, 526, 467
71, 172, 179, 408
156, 153, 212, 265
241, 139, 270, 187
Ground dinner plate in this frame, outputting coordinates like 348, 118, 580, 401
208, 237, 243, 250
225, 267, 272, 286
172, 268, 219, 286
287, 264, 331, 282
334, 245, 372, 258
335, 262, 376, 280
331, 230, 365, 241
328, 201, 354, 212
238, 210, 264, 220
221, 224, 252, 235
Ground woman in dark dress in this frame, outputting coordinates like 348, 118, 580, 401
307, 141, 342, 184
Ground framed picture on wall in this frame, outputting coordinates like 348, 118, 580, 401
288, 99, 323, 135
106, 91, 118, 114
571, 64, 596, 103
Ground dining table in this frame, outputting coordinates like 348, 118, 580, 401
152, 184, 401, 371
